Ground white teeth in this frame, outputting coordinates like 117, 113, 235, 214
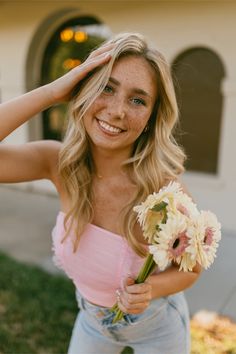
98, 120, 122, 134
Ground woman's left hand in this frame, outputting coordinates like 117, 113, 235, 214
116, 277, 153, 315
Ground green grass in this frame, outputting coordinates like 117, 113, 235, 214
1, 251, 236, 354
0, 251, 77, 353
0, 252, 133, 354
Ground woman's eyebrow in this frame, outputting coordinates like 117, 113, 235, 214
109, 77, 151, 98
109, 77, 120, 86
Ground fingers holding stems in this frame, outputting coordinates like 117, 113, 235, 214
116, 277, 153, 315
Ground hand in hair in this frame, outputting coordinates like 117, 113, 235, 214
46, 43, 114, 104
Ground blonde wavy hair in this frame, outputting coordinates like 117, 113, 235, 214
59, 32, 186, 257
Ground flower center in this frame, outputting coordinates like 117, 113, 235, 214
169, 231, 189, 258
173, 238, 180, 249
204, 227, 214, 246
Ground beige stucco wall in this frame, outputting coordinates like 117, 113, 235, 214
0, 1, 236, 231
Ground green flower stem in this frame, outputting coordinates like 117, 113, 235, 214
135, 254, 155, 283
111, 254, 157, 324
112, 309, 124, 323
110, 303, 119, 312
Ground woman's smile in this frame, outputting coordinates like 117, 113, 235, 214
96, 118, 125, 135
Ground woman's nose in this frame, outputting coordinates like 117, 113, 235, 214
107, 95, 126, 119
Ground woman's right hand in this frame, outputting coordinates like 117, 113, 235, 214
0, 42, 113, 158
45, 42, 114, 104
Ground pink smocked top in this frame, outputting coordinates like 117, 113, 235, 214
52, 211, 155, 307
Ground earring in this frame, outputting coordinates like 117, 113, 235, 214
144, 124, 149, 133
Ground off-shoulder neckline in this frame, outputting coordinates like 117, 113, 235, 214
57, 211, 124, 240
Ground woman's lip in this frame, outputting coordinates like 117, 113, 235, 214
96, 118, 125, 135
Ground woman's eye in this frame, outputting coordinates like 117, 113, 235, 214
103, 85, 113, 94
131, 97, 146, 106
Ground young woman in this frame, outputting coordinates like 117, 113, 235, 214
0, 32, 201, 354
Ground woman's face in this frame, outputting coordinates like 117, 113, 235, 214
83, 55, 158, 156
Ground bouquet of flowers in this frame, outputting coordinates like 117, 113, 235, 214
110, 181, 221, 323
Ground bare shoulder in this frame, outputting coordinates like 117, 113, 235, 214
27, 139, 62, 167
37, 139, 62, 183
39, 139, 62, 161
42, 140, 71, 206
29, 139, 66, 193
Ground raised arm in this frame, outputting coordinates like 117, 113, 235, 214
0, 43, 113, 141
0, 86, 54, 142
0, 43, 113, 184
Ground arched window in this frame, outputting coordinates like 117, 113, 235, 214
41, 16, 111, 140
172, 47, 225, 174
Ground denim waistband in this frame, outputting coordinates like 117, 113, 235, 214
71, 290, 190, 353
75, 289, 168, 327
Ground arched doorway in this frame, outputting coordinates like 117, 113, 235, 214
41, 16, 111, 141
25, 9, 112, 141
172, 47, 225, 174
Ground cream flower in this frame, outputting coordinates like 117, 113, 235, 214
134, 182, 220, 272
134, 181, 182, 221
178, 252, 197, 272
134, 181, 183, 242
187, 210, 221, 269
173, 192, 199, 219
149, 213, 194, 271
141, 208, 166, 243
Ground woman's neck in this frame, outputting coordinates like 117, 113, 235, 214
91, 146, 132, 180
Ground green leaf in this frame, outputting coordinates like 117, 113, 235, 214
162, 210, 168, 224
151, 201, 168, 212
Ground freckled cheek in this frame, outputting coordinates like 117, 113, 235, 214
88, 103, 103, 116
128, 115, 149, 134
85, 97, 105, 117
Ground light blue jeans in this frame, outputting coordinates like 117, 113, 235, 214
68, 290, 190, 354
